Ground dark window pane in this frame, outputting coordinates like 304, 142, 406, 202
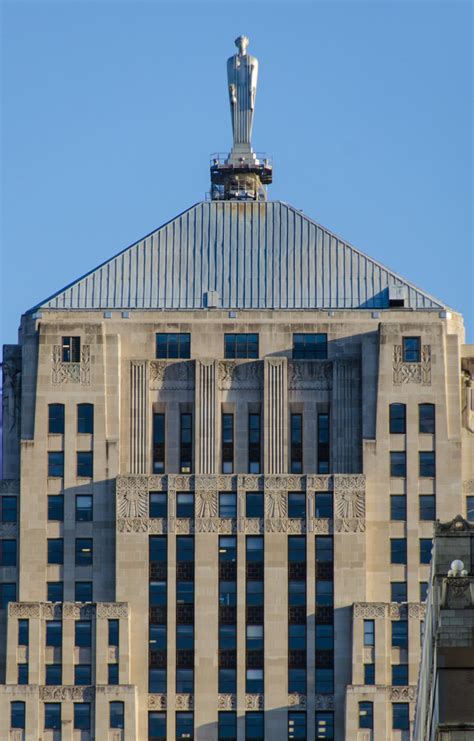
246, 492, 263, 518
402, 337, 421, 362
48, 404, 65, 434
75, 621, 92, 648
246, 712, 264, 739
109, 619, 119, 646
48, 495, 64, 521
390, 451, 406, 477
0, 583, 16, 609
389, 404, 406, 434
288, 536, 306, 563
224, 333, 259, 359
392, 664, 409, 686
219, 492, 236, 518
18, 620, 29, 646
246, 668, 263, 693
292, 333, 327, 360
248, 413, 261, 473
288, 711, 306, 738
246, 625, 263, 651
45, 703, 61, 730
420, 538, 432, 564
74, 664, 92, 685
358, 702, 373, 729
74, 703, 91, 730
75, 538, 93, 566
77, 451, 93, 477
290, 414, 303, 473
48, 451, 64, 477
246, 536, 263, 562
315, 536, 333, 563
153, 413, 166, 473
363, 620, 375, 646
46, 621, 62, 647
149, 668, 167, 693
467, 496, 474, 522
77, 404, 94, 434
150, 492, 167, 518
176, 712, 194, 740
419, 495, 436, 520
156, 333, 191, 359
177, 536, 194, 562
75, 582, 93, 602
45, 664, 62, 684
149, 711, 166, 739
392, 703, 410, 730
219, 536, 236, 562
1, 496, 17, 522
47, 582, 63, 602
317, 414, 330, 473
222, 413, 234, 473
177, 492, 194, 518
177, 624, 193, 650
11, 701, 25, 729
289, 668, 306, 693
62, 336, 80, 363
180, 414, 193, 473
420, 582, 429, 602
1, 539, 17, 566
315, 493, 332, 519
364, 664, 375, 685
288, 492, 306, 519
419, 451, 435, 477
391, 582, 407, 603
47, 538, 64, 565
76, 495, 93, 521
391, 538, 407, 565
315, 711, 334, 739
315, 668, 333, 694
390, 495, 406, 521
18, 663, 28, 684
419, 404, 435, 434
289, 624, 306, 650
391, 621, 408, 648
176, 668, 194, 693
150, 536, 167, 563
218, 711, 237, 739
110, 701, 124, 729
219, 625, 237, 650
315, 625, 333, 651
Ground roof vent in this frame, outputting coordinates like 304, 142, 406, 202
204, 291, 219, 308
388, 285, 407, 307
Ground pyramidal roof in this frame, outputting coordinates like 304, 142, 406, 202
31, 200, 446, 313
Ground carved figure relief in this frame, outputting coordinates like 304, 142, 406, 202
148, 694, 167, 710
393, 344, 431, 385
116, 477, 148, 518
245, 694, 264, 710
265, 490, 287, 518
218, 694, 237, 710
218, 360, 263, 389
150, 361, 195, 390
288, 361, 332, 390
288, 693, 307, 708
52, 344, 90, 385
196, 491, 217, 518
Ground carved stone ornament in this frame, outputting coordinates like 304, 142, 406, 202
389, 686, 417, 702
446, 577, 473, 607
96, 603, 129, 618
196, 490, 218, 518
9, 603, 41, 618
62, 603, 95, 619
265, 475, 304, 491
0, 479, 19, 494
288, 361, 332, 390
116, 476, 148, 518
463, 480, 474, 494
149, 360, 195, 390
175, 693, 194, 710
168, 475, 194, 491
218, 694, 237, 710
117, 517, 150, 533
218, 360, 263, 390
175, 518, 195, 534
41, 603, 62, 619
52, 343, 91, 385
334, 490, 365, 519
238, 474, 264, 490
288, 693, 307, 708
0, 522, 18, 536
245, 693, 264, 710
245, 518, 264, 534
310, 518, 332, 534
393, 344, 431, 385
435, 514, 474, 534
149, 518, 168, 534
307, 475, 333, 491
408, 603, 426, 619
265, 490, 287, 518
389, 603, 407, 619
40, 686, 94, 701
315, 695, 334, 710
334, 474, 366, 490
148, 693, 167, 710
354, 603, 387, 618
287, 518, 306, 534
148, 475, 167, 491
334, 518, 366, 533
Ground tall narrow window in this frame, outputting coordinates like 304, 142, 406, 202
390, 451, 406, 477
419, 451, 435, 477
48, 404, 65, 434
315, 711, 334, 739
110, 702, 125, 729
219, 536, 237, 694
246, 491, 264, 518
419, 403, 435, 434
389, 403, 406, 434
222, 413, 234, 473
288, 536, 306, 695
62, 336, 80, 363
317, 414, 329, 473
48, 495, 64, 522
363, 620, 375, 646
248, 413, 261, 473
246, 712, 264, 740
77, 403, 94, 434
246, 536, 263, 694
290, 414, 303, 473
402, 337, 421, 362
149, 536, 167, 694
180, 413, 193, 473
11, 701, 25, 730
45, 703, 62, 730
176, 536, 194, 695
149, 712, 167, 740
288, 712, 307, 739
48, 452, 64, 478
18, 620, 29, 646
77, 451, 93, 477
153, 413, 165, 473
392, 703, 410, 730
218, 712, 237, 740
358, 702, 373, 729
1, 495, 17, 522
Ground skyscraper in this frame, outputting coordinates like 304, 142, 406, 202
1, 36, 473, 740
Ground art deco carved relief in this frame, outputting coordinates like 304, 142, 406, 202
149, 360, 195, 390
148, 694, 167, 710
218, 694, 237, 710
354, 603, 386, 618
306, 475, 333, 491
96, 603, 129, 618
218, 361, 263, 390
389, 686, 417, 702
393, 344, 431, 385
39, 686, 94, 701
245, 694, 264, 710
196, 490, 218, 518
175, 693, 194, 710
265, 490, 287, 518
116, 476, 148, 518
288, 693, 307, 708
52, 344, 90, 385
288, 361, 332, 390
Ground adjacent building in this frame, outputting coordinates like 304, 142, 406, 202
1, 36, 473, 740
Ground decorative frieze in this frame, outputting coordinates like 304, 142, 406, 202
408, 603, 426, 619
116, 476, 149, 518
148, 694, 167, 710
242, 518, 264, 534
218, 360, 263, 390
175, 693, 194, 710
288, 693, 307, 708
393, 344, 431, 385
117, 517, 149, 533
245, 693, 264, 710
40, 686, 94, 701
96, 603, 129, 618
265, 490, 287, 518
288, 361, 332, 390
175, 518, 195, 535
218, 694, 237, 710
62, 603, 95, 618
149, 518, 168, 534
194, 518, 237, 534
52, 344, 90, 385
238, 474, 264, 490
354, 603, 387, 618
149, 360, 195, 390
9, 603, 41, 618
0, 522, 18, 536
168, 475, 194, 491
309, 518, 332, 534
264, 475, 304, 491
307, 475, 333, 491
315, 694, 334, 710
389, 686, 417, 702
148, 475, 167, 491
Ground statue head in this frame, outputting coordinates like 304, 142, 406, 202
235, 35, 249, 56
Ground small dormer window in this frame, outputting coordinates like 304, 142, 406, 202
402, 337, 421, 363
62, 336, 80, 363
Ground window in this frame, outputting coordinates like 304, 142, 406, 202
390, 451, 406, 477
74, 664, 92, 685
467, 496, 474, 522
176, 668, 194, 693
420, 582, 428, 602
420, 538, 432, 564
218, 668, 236, 694
176, 536, 194, 562
77, 451, 93, 477
109, 619, 119, 646
315, 625, 333, 651
75, 538, 93, 566
149, 711, 166, 740
288, 536, 306, 563
246, 535, 263, 562
389, 403, 406, 433
246, 492, 263, 518
180, 413, 193, 473
390, 495, 406, 521
363, 620, 375, 647
177, 581, 194, 605
48, 495, 64, 521
358, 702, 373, 729
246, 668, 263, 693
315, 536, 333, 563
293, 333, 327, 359
75, 620, 92, 648
18, 663, 28, 684
315, 667, 333, 694
77, 403, 94, 434
222, 413, 234, 473
47, 538, 64, 565
18, 619, 29, 646
45, 703, 61, 730
392, 620, 408, 648
176, 492, 194, 518
76, 494, 93, 522
419, 451, 435, 477
364, 663, 375, 685
247, 580, 263, 606
248, 413, 261, 473
0, 583, 16, 609
289, 668, 306, 694
419, 495, 436, 520
316, 581, 333, 607
149, 581, 167, 606
149, 668, 166, 693
224, 333, 258, 359
219, 492, 236, 518
391, 582, 407, 603
150, 492, 167, 518
317, 413, 329, 473
402, 336, 421, 362
153, 413, 165, 473
392, 702, 410, 730
288, 492, 306, 519
219, 625, 237, 650
315, 711, 334, 739
218, 711, 236, 740
0, 539, 17, 566
110, 701, 125, 729
288, 710, 306, 738
75, 582, 93, 602
419, 403, 435, 434
290, 414, 303, 473
45, 664, 62, 684
156, 333, 190, 359
48, 404, 65, 434
1, 495, 17, 522
74, 703, 91, 730
391, 538, 407, 565
46, 621, 62, 647
289, 624, 306, 650
47, 582, 63, 602
246, 625, 263, 651
48, 451, 64, 477
11, 701, 25, 729
62, 336, 80, 362
176, 712, 193, 740
246, 712, 264, 740
392, 664, 409, 686
315, 493, 332, 518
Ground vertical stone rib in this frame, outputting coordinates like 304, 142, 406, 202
195, 360, 217, 474
332, 358, 361, 473
264, 357, 288, 474
130, 360, 147, 474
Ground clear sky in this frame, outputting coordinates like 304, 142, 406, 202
1, 0, 472, 347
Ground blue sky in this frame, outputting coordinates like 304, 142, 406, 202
1, 0, 472, 346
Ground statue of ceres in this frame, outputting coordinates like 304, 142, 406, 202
227, 35, 258, 148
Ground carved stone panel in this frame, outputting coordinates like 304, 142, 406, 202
393, 344, 431, 385
389, 686, 417, 702
265, 490, 287, 518
354, 603, 387, 618
116, 476, 149, 518
288, 361, 332, 390
96, 603, 129, 618
218, 360, 263, 390
149, 360, 195, 390
148, 693, 167, 710
39, 686, 94, 701
175, 693, 194, 710
245, 694, 264, 710
218, 694, 237, 710
52, 344, 90, 385
288, 693, 307, 708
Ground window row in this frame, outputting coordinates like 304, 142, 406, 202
155, 332, 329, 360
390, 537, 432, 565
390, 451, 435, 478
47, 538, 94, 566
10, 701, 123, 731
359, 701, 409, 731
389, 402, 435, 434
48, 403, 94, 434
364, 618, 417, 649
48, 451, 93, 478
390, 494, 437, 521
